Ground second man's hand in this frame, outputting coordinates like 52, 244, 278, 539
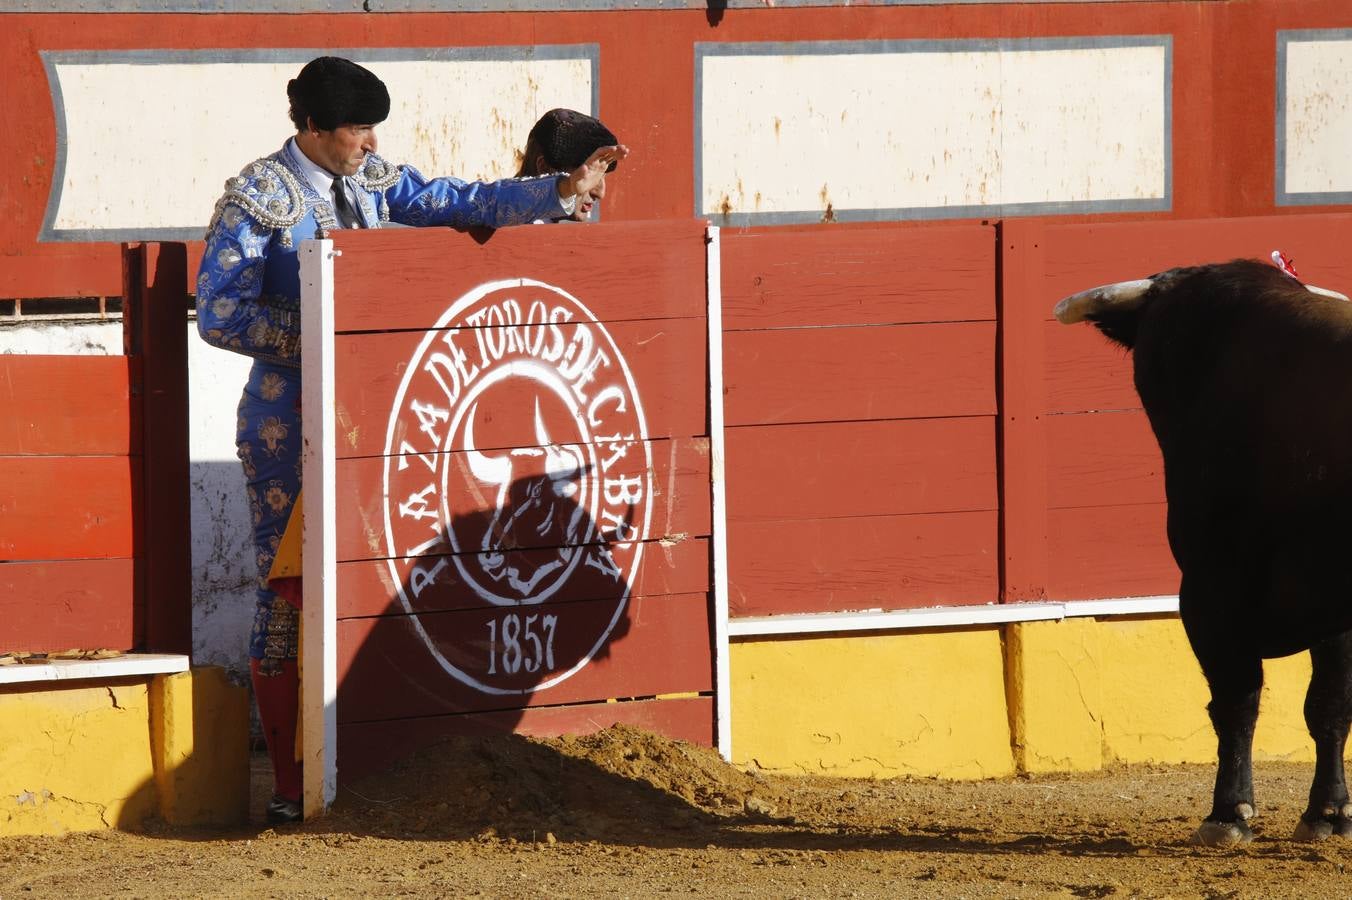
557, 144, 630, 200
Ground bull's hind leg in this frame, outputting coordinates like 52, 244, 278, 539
1192, 658, 1262, 845
1294, 630, 1352, 841
1183, 596, 1262, 845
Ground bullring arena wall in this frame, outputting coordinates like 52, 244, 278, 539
4, 0, 1352, 831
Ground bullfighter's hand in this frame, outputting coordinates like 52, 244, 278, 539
557, 145, 629, 200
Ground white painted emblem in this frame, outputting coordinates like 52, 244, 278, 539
382, 279, 652, 695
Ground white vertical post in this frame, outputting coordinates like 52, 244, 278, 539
705, 225, 733, 762
300, 239, 338, 817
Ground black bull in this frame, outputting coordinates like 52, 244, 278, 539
1054, 258, 1352, 846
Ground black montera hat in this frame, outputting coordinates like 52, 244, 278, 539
287, 56, 390, 131
529, 108, 619, 172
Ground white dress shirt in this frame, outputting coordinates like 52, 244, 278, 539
285, 138, 366, 228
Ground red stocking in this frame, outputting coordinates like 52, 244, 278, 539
250, 657, 302, 802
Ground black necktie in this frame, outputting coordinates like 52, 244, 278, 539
331, 177, 362, 229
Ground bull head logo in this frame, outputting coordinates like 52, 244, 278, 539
463, 398, 588, 598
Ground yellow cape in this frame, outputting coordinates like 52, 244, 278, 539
268, 489, 304, 584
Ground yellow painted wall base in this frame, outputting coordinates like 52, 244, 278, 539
0, 666, 249, 836
731, 628, 1015, 780
151, 667, 251, 827
731, 615, 1327, 781
1012, 616, 1318, 770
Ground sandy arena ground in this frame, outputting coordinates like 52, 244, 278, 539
5, 725, 1352, 898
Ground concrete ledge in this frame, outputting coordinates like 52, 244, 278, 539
727, 597, 1179, 637
0, 653, 188, 685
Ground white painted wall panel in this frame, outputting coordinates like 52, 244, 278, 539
1281, 36, 1352, 198
0, 320, 121, 355
188, 331, 257, 675
45, 51, 594, 238
698, 39, 1169, 223
361, 58, 593, 179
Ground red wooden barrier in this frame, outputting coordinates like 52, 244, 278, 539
0, 243, 189, 653
721, 223, 999, 617
317, 222, 715, 782
1002, 213, 1352, 602
0, 374, 140, 646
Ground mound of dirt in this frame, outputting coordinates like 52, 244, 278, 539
327, 725, 790, 844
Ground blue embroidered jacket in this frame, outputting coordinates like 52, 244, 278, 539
196, 142, 567, 367
197, 142, 569, 663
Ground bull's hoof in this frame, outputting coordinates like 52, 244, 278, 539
1294, 805, 1352, 841
1294, 818, 1334, 841
1191, 820, 1253, 846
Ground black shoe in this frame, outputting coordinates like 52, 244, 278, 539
266, 795, 302, 825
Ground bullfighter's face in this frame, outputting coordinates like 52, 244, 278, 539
573, 172, 606, 221
526, 151, 608, 221
307, 121, 378, 177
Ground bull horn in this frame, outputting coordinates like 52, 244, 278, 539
464, 403, 513, 488
535, 399, 580, 482
1052, 279, 1154, 324
532, 398, 553, 450
1306, 284, 1350, 302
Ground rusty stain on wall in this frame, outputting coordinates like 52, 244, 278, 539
337, 406, 360, 451
700, 43, 1166, 218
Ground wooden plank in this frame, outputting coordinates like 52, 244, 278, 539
0, 356, 135, 455
1045, 411, 1163, 509
999, 220, 1050, 604
723, 322, 995, 427
337, 536, 710, 619
0, 249, 123, 300
337, 591, 712, 722
0, 457, 136, 559
330, 220, 709, 333
334, 316, 708, 458
339, 436, 711, 562
300, 238, 341, 816
725, 417, 997, 522
128, 242, 192, 654
1045, 504, 1178, 601
720, 224, 995, 330
338, 695, 713, 784
0, 559, 136, 651
705, 225, 732, 761
727, 510, 998, 618
1043, 319, 1140, 415
183, 241, 206, 295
